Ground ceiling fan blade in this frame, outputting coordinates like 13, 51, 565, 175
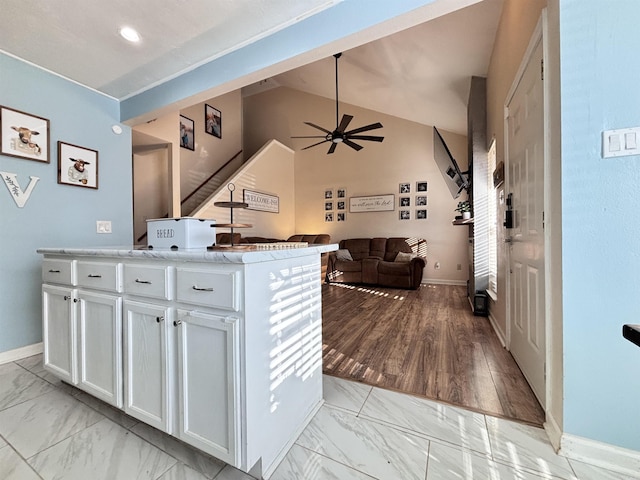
302, 139, 330, 150
337, 114, 353, 133
343, 139, 363, 151
291, 135, 327, 139
347, 135, 384, 142
304, 122, 332, 134
327, 142, 338, 154
344, 122, 383, 135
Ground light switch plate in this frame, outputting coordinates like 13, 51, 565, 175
96, 220, 112, 233
602, 127, 640, 158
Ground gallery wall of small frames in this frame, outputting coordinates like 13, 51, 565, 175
323, 181, 428, 222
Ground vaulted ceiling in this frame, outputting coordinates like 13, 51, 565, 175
0, 0, 503, 135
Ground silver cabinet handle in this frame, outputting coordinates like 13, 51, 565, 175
156, 316, 164, 323
63, 295, 70, 301
192, 285, 214, 292
173, 319, 182, 326
87, 274, 102, 278
48, 269, 61, 273
135, 278, 152, 284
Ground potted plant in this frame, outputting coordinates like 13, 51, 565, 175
455, 200, 472, 219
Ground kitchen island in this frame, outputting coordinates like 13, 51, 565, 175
37, 243, 337, 479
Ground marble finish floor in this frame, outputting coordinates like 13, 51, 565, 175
1, 355, 637, 480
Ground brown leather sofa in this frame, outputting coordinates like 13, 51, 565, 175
216, 233, 331, 245
326, 237, 426, 290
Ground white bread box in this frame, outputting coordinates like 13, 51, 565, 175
146, 217, 216, 249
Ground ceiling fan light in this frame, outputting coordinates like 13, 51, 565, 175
119, 26, 140, 43
333, 137, 344, 143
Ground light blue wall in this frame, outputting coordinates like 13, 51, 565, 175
560, 0, 640, 450
0, 54, 132, 352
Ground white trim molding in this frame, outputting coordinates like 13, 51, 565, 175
559, 433, 640, 478
0, 342, 43, 365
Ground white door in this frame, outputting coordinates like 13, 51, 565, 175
78, 290, 123, 407
123, 300, 173, 432
42, 285, 77, 384
176, 310, 239, 466
506, 38, 546, 405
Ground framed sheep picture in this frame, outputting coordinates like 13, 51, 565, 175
0, 105, 50, 163
57, 141, 98, 189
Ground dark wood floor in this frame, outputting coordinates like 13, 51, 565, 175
322, 282, 545, 426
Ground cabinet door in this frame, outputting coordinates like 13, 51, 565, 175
42, 284, 77, 384
176, 310, 239, 466
123, 300, 173, 433
77, 290, 123, 408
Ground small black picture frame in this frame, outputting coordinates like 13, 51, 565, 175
416, 181, 428, 192
180, 115, 194, 150
205, 104, 221, 138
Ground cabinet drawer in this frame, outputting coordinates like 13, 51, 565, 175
176, 268, 238, 311
77, 261, 122, 292
42, 259, 76, 285
124, 264, 172, 300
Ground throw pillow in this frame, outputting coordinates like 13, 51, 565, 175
395, 251, 417, 262
335, 249, 353, 261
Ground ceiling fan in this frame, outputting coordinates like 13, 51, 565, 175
292, 53, 384, 154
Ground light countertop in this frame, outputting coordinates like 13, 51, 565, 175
37, 243, 338, 264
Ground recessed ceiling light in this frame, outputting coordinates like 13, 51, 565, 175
119, 26, 140, 43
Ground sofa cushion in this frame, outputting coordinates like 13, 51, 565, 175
335, 249, 353, 261
395, 251, 417, 262
288, 234, 331, 244
384, 237, 414, 261
340, 238, 375, 261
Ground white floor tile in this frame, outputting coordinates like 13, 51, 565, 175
0, 389, 104, 458
0, 445, 41, 480
215, 465, 259, 480
486, 416, 576, 479
360, 387, 491, 455
296, 404, 429, 480
131, 422, 226, 479
427, 441, 567, 479
323, 375, 372, 413
0, 362, 55, 410
28, 418, 177, 480
15, 354, 45, 375
270, 444, 377, 480
158, 463, 211, 480
569, 458, 640, 480
75, 391, 139, 429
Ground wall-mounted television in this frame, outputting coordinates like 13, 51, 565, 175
433, 126, 469, 199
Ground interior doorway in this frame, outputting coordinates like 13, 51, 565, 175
132, 131, 171, 245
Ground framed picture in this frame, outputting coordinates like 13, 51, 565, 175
243, 189, 279, 213
350, 194, 394, 213
416, 195, 427, 206
57, 141, 98, 189
324, 188, 333, 199
325, 212, 334, 222
399, 210, 410, 220
337, 188, 346, 198
0, 105, 50, 163
204, 104, 221, 138
179, 115, 194, 150
337, 212, 346, 222
400, 196, 410, 207
416, 209, 428, 219
416, 181, 428, 192
337, 200, 345, 210
399, 182, 410, 194
325, 201, 333, 211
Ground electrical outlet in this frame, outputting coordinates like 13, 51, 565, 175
434, 262, 440, 270
96, 220, 112, 234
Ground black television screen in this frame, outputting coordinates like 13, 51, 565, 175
433, 126, 469, 199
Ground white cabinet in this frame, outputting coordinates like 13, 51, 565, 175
42, 284, 77, 384
175, 310, 239, 465
77, 289, 123, 408
123, 300, 173, 432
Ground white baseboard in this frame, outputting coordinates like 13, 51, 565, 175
0, 342, 43, 365
487, 312, 506, 347
559, 432, 640, 477
422, 278, 467, 286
